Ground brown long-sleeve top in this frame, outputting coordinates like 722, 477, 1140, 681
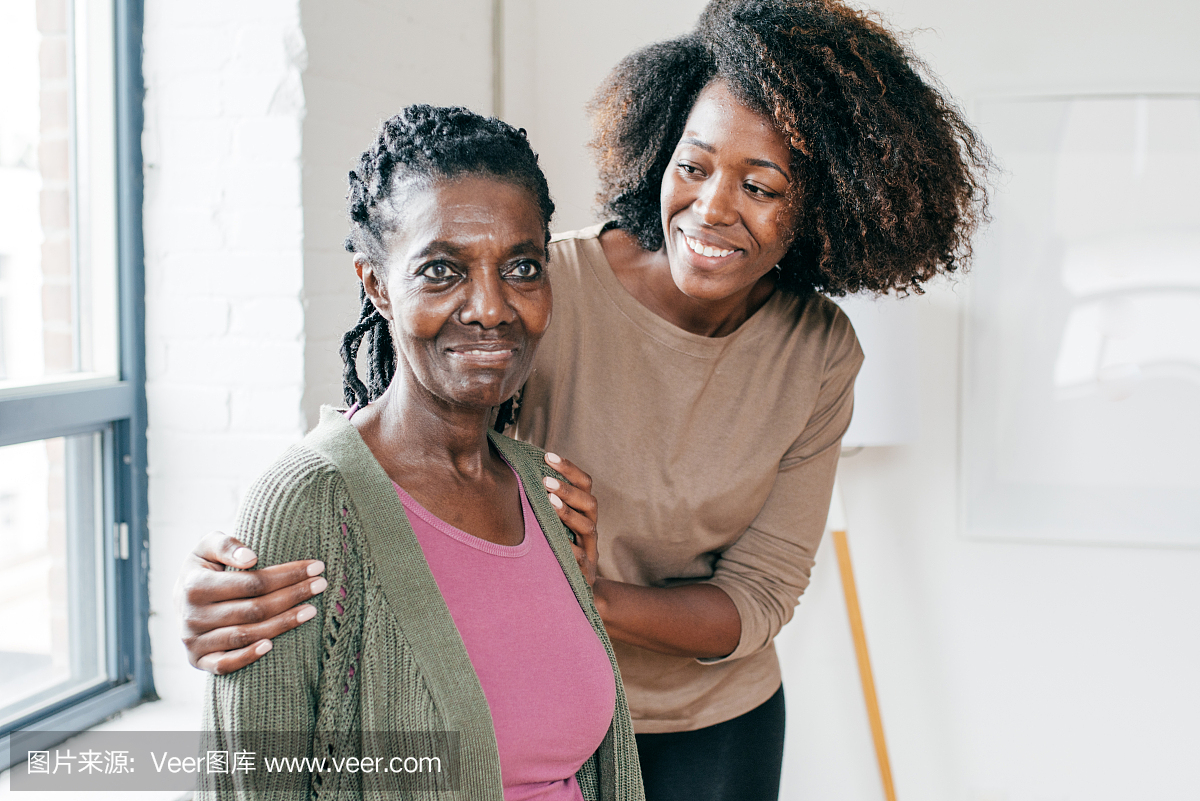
511, 226, 863, 733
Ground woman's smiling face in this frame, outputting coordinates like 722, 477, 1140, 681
359, 174, 551, 411
659, 80, 799, 303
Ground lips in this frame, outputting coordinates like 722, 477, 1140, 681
446, 341, 520, 363
682, 232, 738, 259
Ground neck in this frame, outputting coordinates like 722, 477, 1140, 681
351, 375, 497, 483
600, 227, 775, 338
651, 264, 776, 337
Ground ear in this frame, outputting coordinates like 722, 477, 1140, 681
356, 254, 393, 321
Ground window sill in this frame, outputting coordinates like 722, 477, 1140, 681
1, 664, 205, 800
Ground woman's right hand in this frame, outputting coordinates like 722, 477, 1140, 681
543, 453, 599, 588
175, 531, 327, 675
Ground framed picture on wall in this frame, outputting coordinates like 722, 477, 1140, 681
960, 94, 1200, 546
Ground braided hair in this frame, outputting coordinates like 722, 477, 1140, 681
340, 105, 555, 429
589, 0, 991, 297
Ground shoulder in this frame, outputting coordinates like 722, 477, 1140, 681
769, 290, 864, 371
548, 227, 593, 273
811, 293, 862, 357
549, 224, 604, 253
232, 440, 345, 568
778, 289, 854, 335
488, 431, 565, 484
547, 225, 607, 292
240, 443, 340, 518
244, 409, 364, 505
532, 226, 609, 355
236, 410, 369, 542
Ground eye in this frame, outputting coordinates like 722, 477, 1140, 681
677, 162, 702, 176
506, 260, 543, 280
418, 261, 457, 282
745, 183, 781, 199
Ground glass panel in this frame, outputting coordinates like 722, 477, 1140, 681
0, 433, 110, 728
0, 0, 118, 392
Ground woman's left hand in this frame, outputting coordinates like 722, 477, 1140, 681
543, 453, 599, 587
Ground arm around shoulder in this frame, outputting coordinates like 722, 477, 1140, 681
198, 447, 350, 798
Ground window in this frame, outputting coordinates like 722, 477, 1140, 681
0, 0, 149, 768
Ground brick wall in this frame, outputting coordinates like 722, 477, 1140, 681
141, 0, 308, 696
37, 0, 73, 376
37, 0, 73, 679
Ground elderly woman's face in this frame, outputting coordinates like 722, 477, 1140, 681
360, 175, 551, 411
660, 80, 798, 302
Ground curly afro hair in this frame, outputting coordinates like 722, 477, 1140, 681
588, 0, 990, 296
340, 105, 555, 417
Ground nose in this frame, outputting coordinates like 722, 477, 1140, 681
458, 266, 516, 328
694, 173, 739, 226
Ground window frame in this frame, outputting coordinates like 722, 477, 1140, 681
0, 0, 150, 768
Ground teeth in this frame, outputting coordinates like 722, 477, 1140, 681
684, 235, 734, 258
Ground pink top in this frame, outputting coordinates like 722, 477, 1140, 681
394, 472, 616, 801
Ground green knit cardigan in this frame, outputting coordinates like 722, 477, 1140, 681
200, 407, 644, 801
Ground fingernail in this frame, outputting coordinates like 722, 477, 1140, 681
311, 577, 328, 594
545, 452, 561, 464
296, 605, 317, 623
255, 640, 273, 655
544, 477, 560, 490
306, 560, 326, 577
232, 547, 255, 565
549, 493, 563, 509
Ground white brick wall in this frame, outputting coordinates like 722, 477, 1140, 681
142, 0, 307, 700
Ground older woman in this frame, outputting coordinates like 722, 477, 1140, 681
182, 2, 988, 799
199, 106, 643, 800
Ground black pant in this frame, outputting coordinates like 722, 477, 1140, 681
634, 685, 786, 801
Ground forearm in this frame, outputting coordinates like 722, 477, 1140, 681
591, 578, 741, 659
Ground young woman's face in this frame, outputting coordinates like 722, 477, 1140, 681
359, 175, 551, 411
660, 80, 799, 302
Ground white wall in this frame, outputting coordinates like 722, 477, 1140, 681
501, 0, 708, 231
142, 0, 308, 705
775, 4, 1200, 801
